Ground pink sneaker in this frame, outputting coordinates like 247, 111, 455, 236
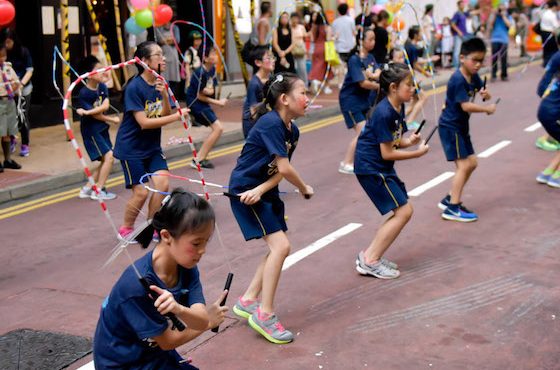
118, 226, 138, 244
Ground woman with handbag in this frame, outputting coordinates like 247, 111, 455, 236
272, 12, 296, 74
291, 12, 309, 88
308, 11, 334, 94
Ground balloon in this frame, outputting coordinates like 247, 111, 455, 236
134, 9, 153, 28
533, 0, 545, 5
371, 4, 385, 14
523, 0, 532, 5
0, 1, 15, 26
392, 17, 405, 32
125, 17, 145, 35
386, 11, 394, 26
130, 0, 149, 10
154, 4, 173, 27
386, 0, 404, 14
377, 0, 388, 5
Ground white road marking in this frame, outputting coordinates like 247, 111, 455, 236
77, 362, 95, 370
524, 122, 542, 132
282, 223, 362, 271
407, 172, 455, 197
477, 140, 512, 158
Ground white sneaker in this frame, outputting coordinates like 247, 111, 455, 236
338, 162, 354, 175
323, 86, 333, 94
78, 186, 92, 199
91, 188, 117, 200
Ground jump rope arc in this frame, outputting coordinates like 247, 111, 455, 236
53, 46, 120, 114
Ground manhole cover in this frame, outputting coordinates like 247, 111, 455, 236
0, 329, 91, 370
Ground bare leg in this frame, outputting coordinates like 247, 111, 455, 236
260, 231, 291, 314
450, 155, 477, 204
545, 151, 560, 172
364, 203, 413, 263
197, 120, 224, 160
123, 185, 149, 228
242, 252, 269, 301
96, 151, 114, 188
147, 169, 169, 218
342, 121, 365, 166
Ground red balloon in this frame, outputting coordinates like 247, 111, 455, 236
154, 4, 173, 27
0, 1, 15, 26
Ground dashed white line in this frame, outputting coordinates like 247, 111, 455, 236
524, 122, 542, 132
407, 172, 455, 197
477, 140, 512, 158
282, 223, 362, 271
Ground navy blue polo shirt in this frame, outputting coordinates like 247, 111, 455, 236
355, 97, 407, 175
93, 250, 205, 369
77, 83, 109, 137
537, 51, 560, 122
114, 76, 174, 160
229, 110, 299, 195
439, 69, 483, 133
186, 66, 217, 112
242, 74, 265, 133
339, 53, 377, 113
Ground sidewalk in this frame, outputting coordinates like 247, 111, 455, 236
0, 50, 534, 206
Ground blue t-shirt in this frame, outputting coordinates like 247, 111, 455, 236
93, 250, 205, 369
404, 40, 421, 68
229, 110, 299, 195
242, 74, 265, 128
186, 66, 217, 112
77, 83, 109, 137
538, 51, 560, 122
339, 53, 377, 113
114, 76, 172, 160
439, 69, 483, 133
355, 97, 407, 175
451, 11, 468, 36
490, 14, 512, 44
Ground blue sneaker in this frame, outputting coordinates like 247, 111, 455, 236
442, 204, 478, 222
536, 172, 551, 184
438, 194, 451, 210
547, 177, 560, 188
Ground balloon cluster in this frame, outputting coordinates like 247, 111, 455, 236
125, 0, 173, 35
523, 0, 545, 6
370, 0, 406, 31
0, 0, 15, 27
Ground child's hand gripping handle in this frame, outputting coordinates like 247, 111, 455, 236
211, 272, 234, 333
140, 278, 186, 331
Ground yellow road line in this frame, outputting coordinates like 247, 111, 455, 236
0, 115, 344, 219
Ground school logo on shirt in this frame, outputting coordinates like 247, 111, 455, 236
144, 98, 163, 118
267, 158, 278, 176
392, 120, 404, 149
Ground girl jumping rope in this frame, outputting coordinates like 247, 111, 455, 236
354, 63, 429, 279
229, 72, 314, 344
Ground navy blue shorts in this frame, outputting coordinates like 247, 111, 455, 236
82, 128, 112, 162
120, 152, 168, 189
538, 110, 560, 142
438, 127, 475, 161
342, 110, 367, 129
356, 173, 408, 215
191, 107, 217, 127
230, 196, 287, 241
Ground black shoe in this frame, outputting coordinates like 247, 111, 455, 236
3, 159, 21, 169
198, 159, 215, 169
501, 76, 509, 82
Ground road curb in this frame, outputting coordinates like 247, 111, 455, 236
0, 57, 536, 206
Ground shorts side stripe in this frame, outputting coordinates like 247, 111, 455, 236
91, 136, 102, 158
124, 160, 132, 183
348, 111, 357, 127
379, 173, 399, 208
250, 206, 267, 236
455, 133, 460, 159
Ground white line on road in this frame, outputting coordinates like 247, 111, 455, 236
524, 122, 542, 132
477, 140, 512, 158
407, 172, 455, 197
77, 362, 95, 370
282, 223, 362, 271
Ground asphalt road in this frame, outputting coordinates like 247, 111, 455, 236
1, 63, 559, 370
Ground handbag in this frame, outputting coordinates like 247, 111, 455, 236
324, 40, 341, 66
292, 43, 306, 58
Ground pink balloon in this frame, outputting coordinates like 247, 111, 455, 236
372, 4, 385, 14
533, 0, 544, 5
0, 1, 15, 26
130, 0, 149, 10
